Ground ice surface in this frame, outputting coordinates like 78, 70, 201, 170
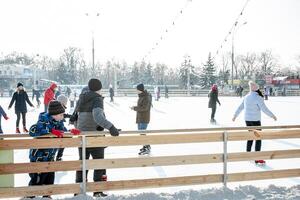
1, 95, 299, 199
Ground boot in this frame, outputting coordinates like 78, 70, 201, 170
93, 192, 108, 197
23, 127, 29, 133
16, 128, 21, 134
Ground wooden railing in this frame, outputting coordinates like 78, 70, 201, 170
0, 125, 300, 198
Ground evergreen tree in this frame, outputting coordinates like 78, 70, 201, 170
200, 53, 217, 88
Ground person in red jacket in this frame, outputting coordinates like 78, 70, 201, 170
44, 83, 58, 112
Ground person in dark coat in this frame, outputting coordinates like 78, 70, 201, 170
164, 85, 169, 98
75, 78, 119, 198
0, 105, 9, 134
208, 84, 221, 123
131, 83, 152, 155
8, 83, 34, 133
109, 84, 114, 102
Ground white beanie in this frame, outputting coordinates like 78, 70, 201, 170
57, 94, 68, 106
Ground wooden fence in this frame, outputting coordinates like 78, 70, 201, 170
0, 125, 300, 198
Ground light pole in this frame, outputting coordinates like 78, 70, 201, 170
231, 21, 247, 89
185, 55, 191, 96
85, 13, 100, 70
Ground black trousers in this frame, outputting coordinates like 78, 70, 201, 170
245, 121, 262, 152
29, 172, 55, 186
211, 106, 216, 119
16, 112, 26, 128
76, 147, 106, 183
56, 148, 64, 159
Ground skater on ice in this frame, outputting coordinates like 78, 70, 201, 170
75, 78, 119, 198
232, 81, 277, 165
208, 84, 221, 124
8, 82, 34, 133
109, 84, 114, 102
44, 82, 58, 112
131, 83, 152, 155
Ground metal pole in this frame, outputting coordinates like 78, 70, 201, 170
223, 131, 228, 188
231, 34, 234, 90
92, 32, 95, 71
187, 59, 191, 96
80, 135, 87, 195
114, 64, 118, 96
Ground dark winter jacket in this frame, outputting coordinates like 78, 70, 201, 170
0, 105, 7, 118
109, 88, 114, 97
44, 83, 57, 105
77, 90, 113, 132
29, 112, 67, 162
208, 90, 220, 108
9, 90, 33, 113
133, 90, 152, 123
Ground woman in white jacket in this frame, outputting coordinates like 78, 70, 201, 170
232, 81, 277, 164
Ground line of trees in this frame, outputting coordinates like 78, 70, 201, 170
1, 48, 300, 89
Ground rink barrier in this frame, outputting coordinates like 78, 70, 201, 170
0, 125, 300, 198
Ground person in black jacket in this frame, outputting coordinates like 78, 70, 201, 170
208, 84, 221, 123
8, 83, 34, 133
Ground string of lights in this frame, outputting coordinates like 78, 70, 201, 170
212, 0, 251, 60
142, 0, 193, 61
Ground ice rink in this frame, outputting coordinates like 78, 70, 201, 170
1, 95, 300, 198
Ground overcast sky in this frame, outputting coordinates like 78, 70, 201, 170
0, 0, 299, 68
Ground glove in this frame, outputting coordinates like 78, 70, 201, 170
70, 128, 81, 135
4, 115, 9, 120
96, 125, 104, 131
109, 125, 119, 136
51, 129, 64, 138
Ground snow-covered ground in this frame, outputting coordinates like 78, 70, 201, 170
1, 95, 300, 199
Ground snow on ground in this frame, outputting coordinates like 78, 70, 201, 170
1, 95, 300, 199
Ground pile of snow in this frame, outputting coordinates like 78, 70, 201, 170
22, 185, 300, 200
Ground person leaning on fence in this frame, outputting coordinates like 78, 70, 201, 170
27, 100, 80, 199
232, 81, 277, 164
75, 78, 119, 198
55, 94, 73, 161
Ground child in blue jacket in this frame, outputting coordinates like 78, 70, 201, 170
28, 100, 80, 198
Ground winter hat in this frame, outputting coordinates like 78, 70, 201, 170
136, 83, 144, 91
48, 100, 65, 115
57, 94, 68, 107
17, 82, 23, 88
88, 78, 102, 92
211, 84, 218, 91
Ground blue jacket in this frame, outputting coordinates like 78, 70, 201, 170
234, 91, 275, 121
29, 112, 67, 162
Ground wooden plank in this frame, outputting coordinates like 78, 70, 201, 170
86, 133, 223, 147
86, 168, 300, 192
228, 129, 300, 141
0, 137, 81, 150
85, 130, 300, 147
0, 183, 80, 198
1, 150, 299, 174
1, 125, 300, 138
228, 168, 300, 182
0, 160, 81, 175
0, 169, 299, 198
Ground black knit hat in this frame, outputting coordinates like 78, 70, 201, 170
88, 78, 102, 92
17, 82, 23, 88
136, 83, 144, 91
48, 100, 65, 115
